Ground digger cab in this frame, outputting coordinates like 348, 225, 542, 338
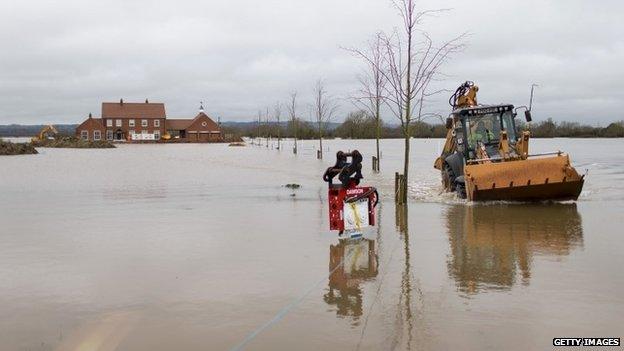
452, 105, 517, 162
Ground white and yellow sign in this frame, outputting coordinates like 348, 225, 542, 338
343, 198, 369, 231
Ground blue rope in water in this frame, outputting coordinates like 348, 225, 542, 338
230, 254, 347, 351
355, 237, 402, 351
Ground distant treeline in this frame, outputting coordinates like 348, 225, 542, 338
2, 115, 623, 138
0, 124, 77, 137
220, 112, 449, 139
224, 111, 624, 139
518, 118, 624, 138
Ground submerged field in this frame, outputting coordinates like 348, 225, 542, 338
1, 138, 623, 350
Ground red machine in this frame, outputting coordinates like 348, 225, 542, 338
323, 150, 379, 235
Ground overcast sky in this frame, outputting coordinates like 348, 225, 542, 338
1, 0, 622, 125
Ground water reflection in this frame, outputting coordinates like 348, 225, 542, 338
394, 203, 415, 350
324, 238, 378, 324
445, 204, 584, 294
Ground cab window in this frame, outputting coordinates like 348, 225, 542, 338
466, 113, 499, 149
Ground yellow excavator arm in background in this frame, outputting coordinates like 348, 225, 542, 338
33, 124, 59, 141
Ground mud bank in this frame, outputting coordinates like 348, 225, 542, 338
0, 140, 38, 155
32, 137, 115, 148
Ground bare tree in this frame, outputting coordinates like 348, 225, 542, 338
265, 107, 270, 147
274, 102, 282, 150
380, 0, 465, 201
256, 110, 262, 146
312, 79, 338, 159
287, 91, 298, 154
345, 32, 386, 171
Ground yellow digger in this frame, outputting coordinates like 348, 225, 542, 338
434, 81, 585, 201
32, 124, 59, 142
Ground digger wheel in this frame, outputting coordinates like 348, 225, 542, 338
456, 182, 467, 199
442, 164, 456, 192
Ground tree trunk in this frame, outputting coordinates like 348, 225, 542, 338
293, 120, 298, 154
401, 3, 413, 203
375, 96, 381, 170
277, 117, 281, 150
318, 120, 323, 159
403, 131, 410, 202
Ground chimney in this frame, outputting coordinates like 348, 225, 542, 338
89, 112, 92, 118
145, 99, 149, 103
120, 98, 124, 105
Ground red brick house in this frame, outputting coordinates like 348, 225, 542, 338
75, 100, 223, 143
75, 113, 106, 141
165, 111, 223, 142
101, 99, 166, 141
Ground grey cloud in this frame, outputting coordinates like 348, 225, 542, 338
0, 0, 622, 124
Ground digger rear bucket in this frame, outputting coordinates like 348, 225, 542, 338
464, 154, 584, 202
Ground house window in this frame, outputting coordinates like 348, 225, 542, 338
116, 119, 122, 127
106, 119, 112, 127
129, 119, 135, 127
93, 130, 101, 141
154, 130, 160, 140
106, 130, 113, 140
129, 130, 135, 140
81, 130, 88, 140
154, 119, 160, 127
141, 119, 148, 127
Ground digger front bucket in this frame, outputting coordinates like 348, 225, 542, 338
464, 154, 584, 202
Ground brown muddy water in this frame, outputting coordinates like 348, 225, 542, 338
1, 138, 623, 350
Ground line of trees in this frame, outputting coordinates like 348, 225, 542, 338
249, 79, 338, 159
223, 116, 624, 140
0, 124, 77, 137
2, 118, 622, 139
519, 119, 624, 138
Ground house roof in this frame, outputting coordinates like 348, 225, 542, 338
76, 116, 105, 130
166, 112, 221, 131
166, 119, 194, 130
102, 101, 166, 119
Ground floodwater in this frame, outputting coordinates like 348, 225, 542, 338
1, 138, 623, 350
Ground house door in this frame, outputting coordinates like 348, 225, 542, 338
115, 129, 124, 140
